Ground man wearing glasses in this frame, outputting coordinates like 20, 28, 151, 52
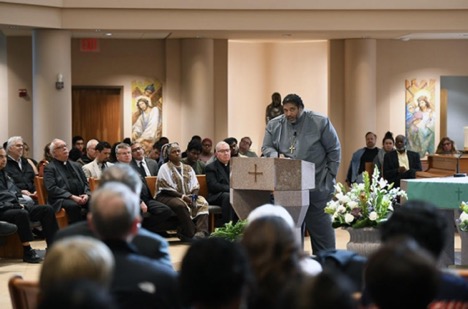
44, 138, 91, 224
130, 142, 159, 177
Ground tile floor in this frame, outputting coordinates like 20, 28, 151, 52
0, 230, 461, 309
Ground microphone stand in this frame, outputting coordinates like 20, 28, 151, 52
454, 150, 467, 177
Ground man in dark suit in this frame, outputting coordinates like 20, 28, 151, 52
90, 182, 180, 308
44, 138, 91, 223
205, 141, 238, 225
53, 163, 173, 269
383, 134, 422, 188
130, 142, 159, 177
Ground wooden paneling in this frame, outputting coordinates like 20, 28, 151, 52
72, 87, 122, 145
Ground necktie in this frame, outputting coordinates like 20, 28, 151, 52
139, 161, 147, 177
101, 163, 106, 171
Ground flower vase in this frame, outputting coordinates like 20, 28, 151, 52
459, 231, 468, 265
345, 227, 381, 257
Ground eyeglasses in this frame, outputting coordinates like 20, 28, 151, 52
443, 142, 451, 146
132, 147, 143, 152
56, 144, 68, 150
217, 149, 230, 153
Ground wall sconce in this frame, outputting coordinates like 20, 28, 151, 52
18, 89, 28, 98
55, 74, 64, 90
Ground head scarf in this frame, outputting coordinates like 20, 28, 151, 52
161, 142, 180, 163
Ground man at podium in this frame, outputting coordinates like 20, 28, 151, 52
262, 93, 341, 254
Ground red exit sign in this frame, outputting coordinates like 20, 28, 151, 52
80, 38, 100, 52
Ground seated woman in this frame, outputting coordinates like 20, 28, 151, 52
37, 142, 53, 177
436, 137, 458, 155
373, 131, 395, 173
155, 142, 209, 241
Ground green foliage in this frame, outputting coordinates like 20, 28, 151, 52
459, 201, 468, 232
210, 220, 247, 241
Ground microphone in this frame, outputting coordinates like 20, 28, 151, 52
293, 131, 297, 137
454, 151, 467, 177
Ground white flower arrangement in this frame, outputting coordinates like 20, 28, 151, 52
324, 167, 407, 229
458, 201, 468, 232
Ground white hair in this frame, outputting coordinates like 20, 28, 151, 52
6, 136, 23, 151
247, 203, 295, 228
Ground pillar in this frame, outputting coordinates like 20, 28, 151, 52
32, 30, 71, 158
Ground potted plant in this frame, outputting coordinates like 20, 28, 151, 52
210, 220, 247, 242
324, 168, 407, 256
457, 201, 468, 264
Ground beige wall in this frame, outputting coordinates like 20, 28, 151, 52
227, 40, 329, 155
376, 40, 468, 149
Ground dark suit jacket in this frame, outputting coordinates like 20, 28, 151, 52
54, 221, 173, 269
44, 159, 91, 210
205, 160, 230, 203
383, 150, 422, 188
5, 157, 36, 192
130, 158, 159, 176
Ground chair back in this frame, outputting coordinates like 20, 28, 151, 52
196, 175, 209, 198
145, 176, 158, 198
34, 176, 48, 205
88, 177, 101, 191
8, 275, 40, 309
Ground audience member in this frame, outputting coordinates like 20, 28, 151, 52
181, 135, 202, 158
239, 136, 258, 157
5, 136, 38, 203
373, 131, 395, 173
346, 132, 379, 185
148, 142, 161, 162
82, 141, 113, 179
181, 140, 206, 174
90, 182, 180, 309
383, 134, 422, 188
77, 138, 99, 165
206, 141, 238, 226
0, 146, 58, 263
199, 137, 214, 163
38, 280, 117, 309
364, 238, 439, 309
115, 143, 178, 235
54, 163, 173, 269
224, 137, 245, 158
69, 135, 85, 161
241, 215, 306, 308
21, 141, 38, 171
130, 141, 159, 177
180, 237, 252, 309
363, 200, 468, 307
37, 142, 53, 177
281, 271, 358, 309
265, 92, 283, 124
156, 142, 209, 241
40, 236, 114, 292
436, 137, 458, 155
44, 138, 91, 223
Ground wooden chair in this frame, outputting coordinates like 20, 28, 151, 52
145, 176, 158, 198
196, 175, 222, 232
88, 177, 100, 191
34, 176, 68, 229
8, 275, 40, 309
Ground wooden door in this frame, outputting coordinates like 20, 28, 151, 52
72, 87, 122, 145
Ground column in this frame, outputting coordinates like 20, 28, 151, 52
343, 39, 377, 168
0, 32, 7, 143
32, 30, 71, 158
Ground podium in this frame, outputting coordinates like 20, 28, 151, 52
230, 157, 315, 240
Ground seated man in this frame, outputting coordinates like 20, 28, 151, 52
82, 141, 113, 179
346, 131, 379, 185
90, 182, 180, 308
206, 141, 238, 225
383, 134, 422, 188
5, 136, 37, 203
54, 163, 173, 269
115, 143, 178, 234
44, 138, 91, 223
130, 142, 159, 177
239, 136, 258, 157
77, 139, 99, 166
68, 135, 85, 162
0, 146, 59, 263
181, 140, 206, 175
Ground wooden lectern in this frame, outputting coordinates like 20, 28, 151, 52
230, 157, 315, 240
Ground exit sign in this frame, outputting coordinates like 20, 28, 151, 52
80, 38, 100, 52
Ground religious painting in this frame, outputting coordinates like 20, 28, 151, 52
405, 79, 436, 158
131, 79, 163, 154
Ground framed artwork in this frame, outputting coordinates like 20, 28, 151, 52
405, 79, 436, 158
131, 79, 163, 154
